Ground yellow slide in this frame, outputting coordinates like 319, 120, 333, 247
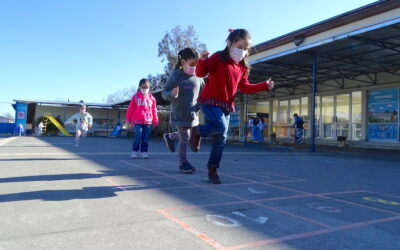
45, 114, 72, 136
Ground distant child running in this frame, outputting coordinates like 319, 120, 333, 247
162, 47, 204, 173
65, 104, 93, 147
190, 29, 275, 184
126, 78, 158, 159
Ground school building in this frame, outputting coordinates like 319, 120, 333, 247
10, 92, 171, 137
7, 0, 400, 150
231, 0, 400, 149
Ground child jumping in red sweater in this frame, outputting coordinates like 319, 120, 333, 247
190, 29, 275, 184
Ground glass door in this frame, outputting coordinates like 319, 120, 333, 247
321, 96, 335, 138
336, 94, 350, 138
316, 92, 360, 140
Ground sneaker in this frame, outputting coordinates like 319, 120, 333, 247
130, 151, 139, 159
179, 162, 196, 173
163, 133, 175, 152
189, 126, 201, 152
208, 166, 221, 184
142, 153, 149, 159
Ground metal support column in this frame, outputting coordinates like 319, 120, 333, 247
311, 54, 317, 152
244, 94, 248, 146
118, 109, 121, 123
106, 108, 109, 135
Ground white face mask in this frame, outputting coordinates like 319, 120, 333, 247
230, 47, 246, 63
140, 88, 149, 95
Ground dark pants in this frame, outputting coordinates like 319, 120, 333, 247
169, 127, 190, 164
132, 124, 151, 152
198, 105, 230, 167
295, 128, 303, 144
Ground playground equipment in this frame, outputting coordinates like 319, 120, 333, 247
41, 113, 72, 136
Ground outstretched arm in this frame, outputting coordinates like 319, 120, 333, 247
238, 74, 275, 94
64, 113, 78, 124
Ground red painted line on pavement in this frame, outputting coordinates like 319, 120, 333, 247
105, 178, 128, 191
160, 190, 368, 212
365, 191, 400, 199
337, 215, 400, 229
157, 209, 226, 249
259, 203, 332, 228
226, 228, 334, 250
120, 160, 399, 249
136, 182, 256, 192
121, 160, 331, 228
155, 159, 304, 184
319, 196, 400, 216
225, 216, 400, 249
381, 193, 400, 199
262, 181, 400, 216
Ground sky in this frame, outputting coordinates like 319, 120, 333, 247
0, 0, 377, 117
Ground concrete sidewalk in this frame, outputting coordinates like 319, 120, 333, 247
0, 136, 399, 249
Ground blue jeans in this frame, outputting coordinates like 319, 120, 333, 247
295, 128, 303, 144
251, 127, 259, 141
132, 124, 151, 152
198, 105, 230, 167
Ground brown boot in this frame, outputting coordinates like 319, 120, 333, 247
189, 126, 201, 152
208, 165, 221, 184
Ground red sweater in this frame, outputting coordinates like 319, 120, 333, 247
196, 52, 270, 112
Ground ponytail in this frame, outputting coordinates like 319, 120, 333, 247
175, 47, 199, 70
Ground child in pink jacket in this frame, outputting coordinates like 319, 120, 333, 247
126, 78, 159, 159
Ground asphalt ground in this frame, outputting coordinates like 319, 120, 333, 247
0, 136, 399, 250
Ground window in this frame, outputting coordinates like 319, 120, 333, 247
289, 99, 300, 123
352, 91, 362, 140
301, 97, 308, 120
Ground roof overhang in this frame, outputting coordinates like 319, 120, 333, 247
13, 99, 112, 108
238, 1, 400, 102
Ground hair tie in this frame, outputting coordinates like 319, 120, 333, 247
228, 28, 234, 33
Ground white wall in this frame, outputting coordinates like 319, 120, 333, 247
35, 105, 127, 124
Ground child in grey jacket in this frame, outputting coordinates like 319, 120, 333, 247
162, 48, 204, 173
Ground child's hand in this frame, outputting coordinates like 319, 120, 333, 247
172, 86, 179, 97
200, 50, 210, 60
266, 78, 275, 89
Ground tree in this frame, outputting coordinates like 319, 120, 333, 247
103, 25, 205, 102
104, 86, 136, 104
148, 73, 168, 92
158, 25, 207, 75
2, 112, 14, 120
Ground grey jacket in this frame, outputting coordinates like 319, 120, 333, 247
162, 69, 204, 127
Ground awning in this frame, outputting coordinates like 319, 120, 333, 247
241, 20, 400, 101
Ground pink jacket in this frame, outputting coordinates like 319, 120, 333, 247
126, 92, 158, 126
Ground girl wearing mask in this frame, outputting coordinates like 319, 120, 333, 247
190, 29, 275, 184
126, 79, 158, 159
162, 47, 204, 173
